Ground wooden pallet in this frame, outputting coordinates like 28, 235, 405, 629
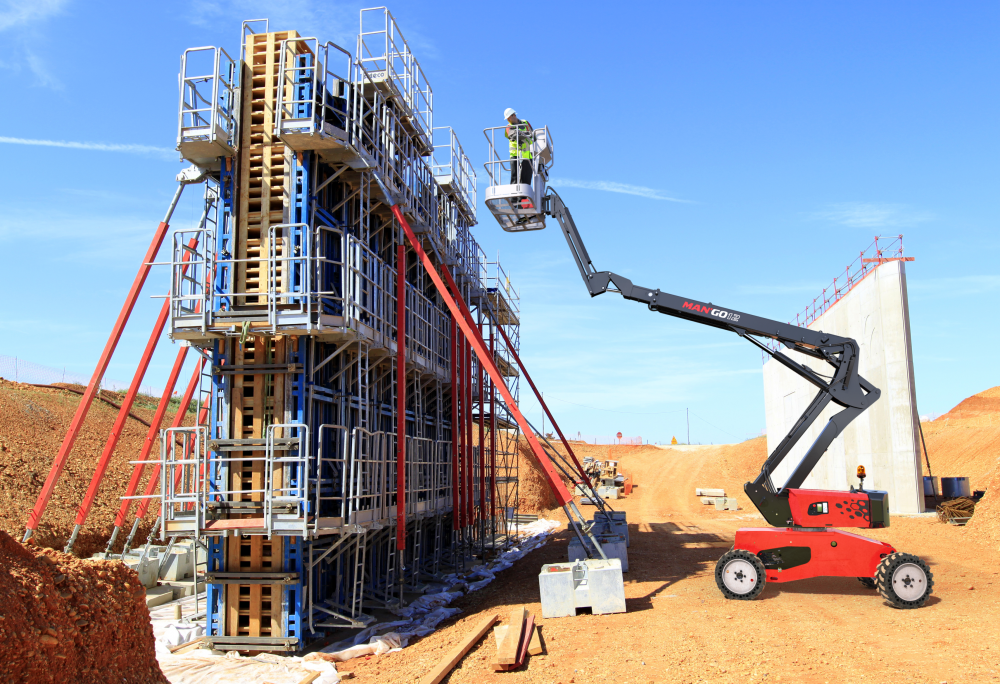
225, 333, 289, 639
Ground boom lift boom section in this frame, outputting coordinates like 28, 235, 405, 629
544, 189, 882, 527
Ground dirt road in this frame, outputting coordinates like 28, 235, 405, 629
342, 443, 999, 684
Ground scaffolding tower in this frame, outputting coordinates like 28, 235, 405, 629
163, 12, 523, 652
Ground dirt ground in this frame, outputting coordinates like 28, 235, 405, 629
2, 381, 998, 683
337, 410, 1000, 683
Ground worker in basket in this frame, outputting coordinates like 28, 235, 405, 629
504, 108, 534, 187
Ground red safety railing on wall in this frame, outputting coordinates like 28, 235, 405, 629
762, 235, 913, 360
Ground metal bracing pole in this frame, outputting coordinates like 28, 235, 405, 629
477, 310, 486, 546
66, 237, 202, 554
104, 347, 189, 555
493, 322, 589, 484
449, 311, 460, 534
464, 336, 474, 536
24, 181, 189, 543
489, 323, 496, 536
396, 242, 406, 552
383, 199, 572, 506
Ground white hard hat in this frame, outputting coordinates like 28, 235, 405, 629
504, 108, 517, 119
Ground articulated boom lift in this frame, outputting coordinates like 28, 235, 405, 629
482, 130, 933, 608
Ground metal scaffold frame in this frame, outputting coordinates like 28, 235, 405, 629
21, 8, 590, 657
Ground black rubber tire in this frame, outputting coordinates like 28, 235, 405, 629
875, 552, 934, 608
715, 549, 766, 600
857, 577, 877, 590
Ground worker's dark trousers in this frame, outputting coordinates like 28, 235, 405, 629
510, 159, 533, 186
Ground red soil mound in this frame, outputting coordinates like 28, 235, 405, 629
0, 530, 167, 683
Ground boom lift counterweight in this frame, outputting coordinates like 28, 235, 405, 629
482, 128, 933, 608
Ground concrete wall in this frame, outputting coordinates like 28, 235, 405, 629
762, 260, 923, 514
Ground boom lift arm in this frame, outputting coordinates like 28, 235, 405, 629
544, 189, 881, 526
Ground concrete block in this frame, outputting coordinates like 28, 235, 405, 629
145, 585, 175, 608
700, 497, 715, 505
593, 511, 629, 546
538, 559, 626, 619
591, 513, 629, 546
122, 553, 159, 589
713, 497, 740, 510
596, 486, 618, 500
158, 545, 195, 581
161, 580, 206, 599
568, 533, 628, 572
696, 488, 726, 497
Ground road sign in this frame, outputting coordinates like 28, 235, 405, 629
616, 432, 622, 439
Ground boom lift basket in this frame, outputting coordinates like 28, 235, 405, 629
483, 125, 554, 232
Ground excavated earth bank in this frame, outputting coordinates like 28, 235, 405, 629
0, 531, 167, 683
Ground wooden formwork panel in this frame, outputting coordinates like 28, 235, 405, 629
236, 31, 304, 305
225, 335, 288, 639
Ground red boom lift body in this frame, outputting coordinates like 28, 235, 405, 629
505, 187, 933, 608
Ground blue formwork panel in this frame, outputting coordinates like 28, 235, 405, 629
206, 535, 226, 638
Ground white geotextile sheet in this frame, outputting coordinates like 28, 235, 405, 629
152, 519, 561, 682
156, 644, 340, 684
312, 518, 561, 660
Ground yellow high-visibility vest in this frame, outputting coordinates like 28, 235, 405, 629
505, 122, 533, 160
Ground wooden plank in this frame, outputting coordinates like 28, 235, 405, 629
513, 614, 534, 668
418, 613, 498, 684
527, 622, 543, 656
497, 606, 526, 665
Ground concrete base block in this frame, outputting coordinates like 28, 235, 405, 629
596, 486, 618, 500
696, 488, 726, 497
593, 511, 628, 545
714, 497, 740, 510
145, 586, 175, 608
538, 559, 626, 619
122, 552, 160, 589
158, 544, 195, 581
568, 533, 628, 572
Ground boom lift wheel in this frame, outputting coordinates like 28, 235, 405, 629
875, 552, 933, 609
715, 549, 766, 600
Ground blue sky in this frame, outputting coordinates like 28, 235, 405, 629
0, 1, 996, 444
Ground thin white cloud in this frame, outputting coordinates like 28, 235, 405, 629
810, 202, 934, 228
549, 178, 692, 203
0, 0, 66, 31
0, 0, 68, 89
0, 136, 174, 159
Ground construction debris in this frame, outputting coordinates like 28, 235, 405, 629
419, 613, 498, 684
0, 530, 167, 683
937, 497, 976, 525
